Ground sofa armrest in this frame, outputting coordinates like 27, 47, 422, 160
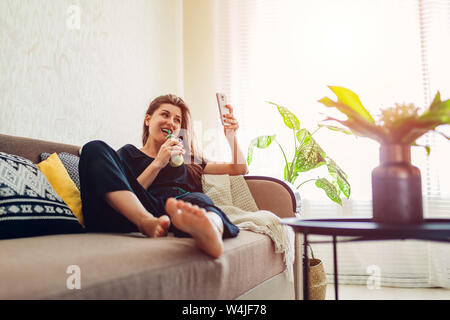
244, 176, 297, 219
244, 175, 304, 300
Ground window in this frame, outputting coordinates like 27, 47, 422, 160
212, 0, 450, 287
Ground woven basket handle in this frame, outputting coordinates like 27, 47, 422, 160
307, 244, 316, 260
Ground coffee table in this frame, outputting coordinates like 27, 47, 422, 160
281, 218, 450, 300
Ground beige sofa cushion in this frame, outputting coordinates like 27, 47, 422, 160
0, 230, 285, 299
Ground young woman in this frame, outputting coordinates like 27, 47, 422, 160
79, 94, 248, 258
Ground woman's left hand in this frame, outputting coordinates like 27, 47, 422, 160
223, 105, 239, 137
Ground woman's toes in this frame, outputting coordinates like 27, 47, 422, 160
165, 197, 178, 215
192, 207, 204, 216
179, 201, 191, 211
159, 215, 171, 229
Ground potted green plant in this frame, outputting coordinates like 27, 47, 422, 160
318, 86, 449, 224
247, 102, 351, 207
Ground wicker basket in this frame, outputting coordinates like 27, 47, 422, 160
307, 245, 327, 300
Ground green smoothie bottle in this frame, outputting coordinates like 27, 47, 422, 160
164, 129, 184, 167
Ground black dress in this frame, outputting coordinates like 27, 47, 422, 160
78, 140, 239, 238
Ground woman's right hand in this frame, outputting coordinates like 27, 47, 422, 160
153, 138, 185, 169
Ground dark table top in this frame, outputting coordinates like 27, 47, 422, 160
281, 218, 450, 241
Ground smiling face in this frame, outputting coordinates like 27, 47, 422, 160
145, 103, 183, 144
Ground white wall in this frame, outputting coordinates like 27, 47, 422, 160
183, 0, 242, 162
0, 0, 183, 150
183, 0, 223, 160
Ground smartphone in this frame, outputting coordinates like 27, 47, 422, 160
216, 92, 230, 125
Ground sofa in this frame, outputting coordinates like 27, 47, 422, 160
0, 133, 303, 300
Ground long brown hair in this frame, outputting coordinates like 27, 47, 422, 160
142, 94, 206, 191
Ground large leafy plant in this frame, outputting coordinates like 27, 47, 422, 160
318, 86, 450, 151
247, 102, 351, 205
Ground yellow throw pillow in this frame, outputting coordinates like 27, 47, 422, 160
37, 153, 84, 227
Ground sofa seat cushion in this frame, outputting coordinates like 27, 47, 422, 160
0, 230, 286, 299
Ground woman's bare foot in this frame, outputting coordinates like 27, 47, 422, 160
165, 198, 224, 258
137, 215, 171, 238
104, 190, 170, 238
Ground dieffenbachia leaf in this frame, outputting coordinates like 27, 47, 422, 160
268, 101, 301, 130
296, 129, 312, 146
294, 135, 326, 172
247, 135, 276, 165
326, 157, 348, 179
333, 180, 342, 197
315, 178, 342, 205
326, 157, 351, 198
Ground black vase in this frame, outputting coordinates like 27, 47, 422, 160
371, 144, 423, 224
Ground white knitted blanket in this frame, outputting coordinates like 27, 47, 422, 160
202, 174, 295, 281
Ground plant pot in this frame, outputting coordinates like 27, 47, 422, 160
371, 144, 423, 224
305, 244, 327, 300
283, 181, 302, 215
308, 257, 327, 300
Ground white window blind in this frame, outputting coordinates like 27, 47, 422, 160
418, 0, 450, 220
212, 0, 450, 288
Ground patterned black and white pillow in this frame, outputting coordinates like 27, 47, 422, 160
40, 152, 80, 190
0, 152, 85, 240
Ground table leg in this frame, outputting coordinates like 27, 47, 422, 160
333, 235, 339, 300
303, 233, 309, 300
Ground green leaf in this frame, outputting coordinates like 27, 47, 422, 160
332, 180, 342, 197
319, 87, 449, 145
268, 101, 301, 130
315, 178, 342, 205
420, 96, 450, 124
322, 116, 389, 143
328, 86, 375, 123
364, 92, 448, 144
318, 87, 390, 142
429, 91, 443, 112
395, 92, 450, 144
326, 157, 351, 198
247, 135, 276, 165
412, 141, 431, 156
326, 157, 348, 179
256, 135, 276, 148
296, 129, 311, 145
294, 136, 326, 172
318, 124, 353, 135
